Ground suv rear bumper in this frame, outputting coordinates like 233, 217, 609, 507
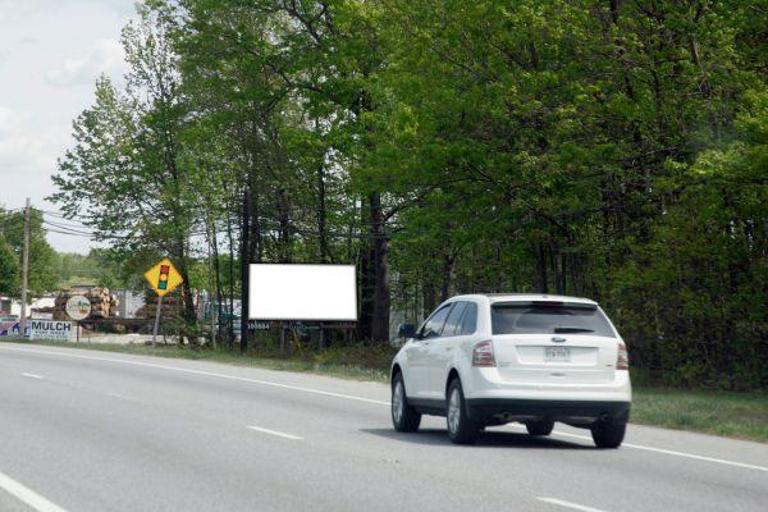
466, 398, 631, 424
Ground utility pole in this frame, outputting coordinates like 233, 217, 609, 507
19, 197, 30, 337
240, 189, 251, 353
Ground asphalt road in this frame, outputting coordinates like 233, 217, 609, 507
0, 342, 766, 512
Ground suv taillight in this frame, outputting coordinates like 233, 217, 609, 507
616, 342, 629, 370
472, 340, 496, 367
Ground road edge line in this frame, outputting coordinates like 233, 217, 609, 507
537, 497, 608, 512
0, 470, 68, 512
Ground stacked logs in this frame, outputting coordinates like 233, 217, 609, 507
53, 288, 119, 320
135, 292, 183, 320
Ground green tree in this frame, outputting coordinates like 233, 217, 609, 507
0, 208, 57, 298
0, 237, 18, 297
52, 6, 198, 322
49, 0, 768, 387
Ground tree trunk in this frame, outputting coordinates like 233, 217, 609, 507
440, 253, 455, 302
176, 236, 196, 325
210, 217, 223, 341
317, 161, 328, 262
536, 242, 549, 293
249, 188, 262, 263
422, 269, 436, 318
277, 187, 292, 262
357, 198, 373, 340
226, 210, 235, 344
369, 192, 390, 343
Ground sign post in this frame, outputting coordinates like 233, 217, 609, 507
65, 295, 91, 343
144, 258, 183, 347
152, 296, 163, 346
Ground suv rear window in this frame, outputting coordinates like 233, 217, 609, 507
491, 302, 615, 337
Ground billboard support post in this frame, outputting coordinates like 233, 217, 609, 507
240, 190, 251, 354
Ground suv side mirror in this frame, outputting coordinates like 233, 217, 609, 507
398, 323, 416, 339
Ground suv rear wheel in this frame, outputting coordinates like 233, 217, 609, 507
391, 373, 421, 432
446, 379, 479, 444
526, 419, 554, 436
591, 421, 626, 448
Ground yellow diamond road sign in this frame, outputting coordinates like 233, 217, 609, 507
144, 258, 183, 297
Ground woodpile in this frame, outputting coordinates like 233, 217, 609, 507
53, 287, 119, 321
135, 292, 183, 320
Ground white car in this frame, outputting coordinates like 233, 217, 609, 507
390, 294, 631, 447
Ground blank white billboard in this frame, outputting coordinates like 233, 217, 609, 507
249, 264, 357, 321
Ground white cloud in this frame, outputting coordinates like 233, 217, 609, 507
0, 0, 135, 253
0, 106, 40, 161
44, 38, 125, 87
0, 105, 21, 134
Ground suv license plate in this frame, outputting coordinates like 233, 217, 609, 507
545, 347, 571, 363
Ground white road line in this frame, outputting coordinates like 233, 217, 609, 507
247, 425, 303, 441
506, 424, 768, 473
106, 392, 138, 403
537, 497, 607, 512
550, 429, 768, 473
0, 345, 389, 406
0, 470, 68, 512
21, 372, 44, 380
4, 345, 768, 474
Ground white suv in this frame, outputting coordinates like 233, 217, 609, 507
390, 294, 631, 447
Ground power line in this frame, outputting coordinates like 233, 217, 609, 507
36, 209, 69, 218
40, 213, 93, 228
37, 209, 92, 224
42, 226, 135, 240
42, 220, 97, 235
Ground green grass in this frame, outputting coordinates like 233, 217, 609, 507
631, 387, 768, 442
3, 338, 766, 443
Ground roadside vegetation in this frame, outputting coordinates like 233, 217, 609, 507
631, 388, 768, 443
42, 0, 768, 394
2, 1, 765, 444
5, 339, 766, 443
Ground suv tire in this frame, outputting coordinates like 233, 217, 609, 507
446, 379, 479, 444
526, 419, 554, 436
591, 421, 626, 448
391, 373, 421, 432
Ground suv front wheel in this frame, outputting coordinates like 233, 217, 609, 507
391, 373, 421, 432
446, 379, 480, 444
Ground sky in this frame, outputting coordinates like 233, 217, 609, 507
0, 0, 136, 254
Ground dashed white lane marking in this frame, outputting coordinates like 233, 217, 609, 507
247, 425, 303, 441
537, 497, 608, 512
21, 373, 44, 380
4, 345, 768, 473
106, 392, 139, 403
0, 470, 68, 512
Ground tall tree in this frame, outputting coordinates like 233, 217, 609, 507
52, 6, 198, 322
0, 208, 57, 298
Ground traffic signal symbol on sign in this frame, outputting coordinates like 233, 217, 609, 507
144, 258, 183, 297
158, 265, 170, 289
